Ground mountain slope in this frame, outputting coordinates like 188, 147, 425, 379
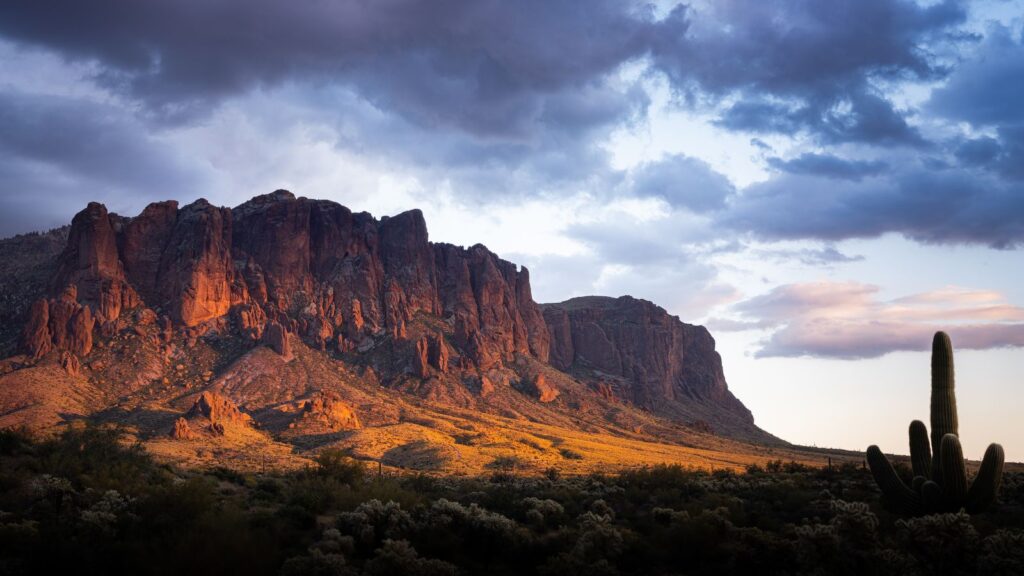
0, 190, 787, 472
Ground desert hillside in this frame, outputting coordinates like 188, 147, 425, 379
0, 191, 814, 474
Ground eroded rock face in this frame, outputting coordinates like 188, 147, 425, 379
542, 296, 752, 421
22, 286, 96, 359
52, 202, 139, 324
24, 192, 552, 374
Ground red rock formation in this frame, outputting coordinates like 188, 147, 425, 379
6, 191, 767, 444
412, 336, 430, 379
52, 202, 139, 323
22, 286, 96, 360
262, 321, 293, 360
185, 391, 251, 434
529, 373, 559, 403
171, 417, 196, 440
157, 200, 241, 326
25, 192, 555, 375
120, 201, 178, 304
22, 299, 51, 360
59, 351, 80, 376
298, 391, 361, 430
542, 296, 752, 421
478, 375, 495, 397
427, 333, 449, 373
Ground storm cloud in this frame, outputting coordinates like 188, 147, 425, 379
0, 0, 1022, 361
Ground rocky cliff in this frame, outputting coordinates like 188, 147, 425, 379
543, 296, 753, 427
21, 191, 548, 371
4, 190, 769, 449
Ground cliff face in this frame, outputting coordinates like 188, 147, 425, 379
11, 190, 759, 442
22, 191, 548, 372
543, 296, 753, 423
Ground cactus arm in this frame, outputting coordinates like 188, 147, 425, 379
965, 443, 1005, 514
940, 433, 968, 511
921, 480, 943, 513
930, 332, 958, 478
909, 419, 932, 479
867, 445, 923, 515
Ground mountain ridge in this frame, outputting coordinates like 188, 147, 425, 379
0, 190, 786, 473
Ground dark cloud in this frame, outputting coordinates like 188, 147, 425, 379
954, 136, 1002, 166
929, 25, 1024, 127
0, 89, 207, 237
721, 164, 1024, 248
650, 0, 966, 145
0, 0, 967, 146
767, 153, 888, 181
0, 0, 659, 133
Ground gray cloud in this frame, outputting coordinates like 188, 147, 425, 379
629, 154, 734, 212
929, 25, 1024, 127
650, 0, 966, 144
0, 89, 207, 236
721, 164, 1024, 248
0, 0, 660, 132
767, 153, 888, 181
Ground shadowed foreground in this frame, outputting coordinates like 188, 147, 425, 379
2, 426, 1023, 576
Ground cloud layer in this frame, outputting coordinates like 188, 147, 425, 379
0, 1, 1022, 360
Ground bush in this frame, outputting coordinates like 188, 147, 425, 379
314, 449, 367, 485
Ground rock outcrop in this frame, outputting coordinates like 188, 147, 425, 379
296, 391, 361, 430
542, 296, 752, 421
22, 286, 96, 358
527, 373, 559, 403
171, 417, 196, 440
185, 391, 252, 435
262, 321, 293, 361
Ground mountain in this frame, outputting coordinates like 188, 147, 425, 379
0, 191, 789, 473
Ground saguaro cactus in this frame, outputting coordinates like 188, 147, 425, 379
866, 331, 1004, 515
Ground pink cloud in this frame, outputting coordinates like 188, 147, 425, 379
716, 282, 1024, 358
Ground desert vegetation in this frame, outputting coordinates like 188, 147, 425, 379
2, 424, 1023, 576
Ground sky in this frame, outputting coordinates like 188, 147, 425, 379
1, 0, 1022, 459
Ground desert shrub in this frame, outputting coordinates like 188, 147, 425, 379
37, 424, 165, 494
978, 529, 1024, 575
488, 455, 523, 471
362, 540, 456, 576
314, 449, 367, 485
415, 498, 528, 565
279, 548, 354, 576
337, 499, 415, 552
2, 430, 1024, 576
560, 448, 584, 460
209, 465, 248, 485
522, 497, 565, 528
896, 512, 980, 574
0, 427, 31, 456
279, 528, 357, 576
